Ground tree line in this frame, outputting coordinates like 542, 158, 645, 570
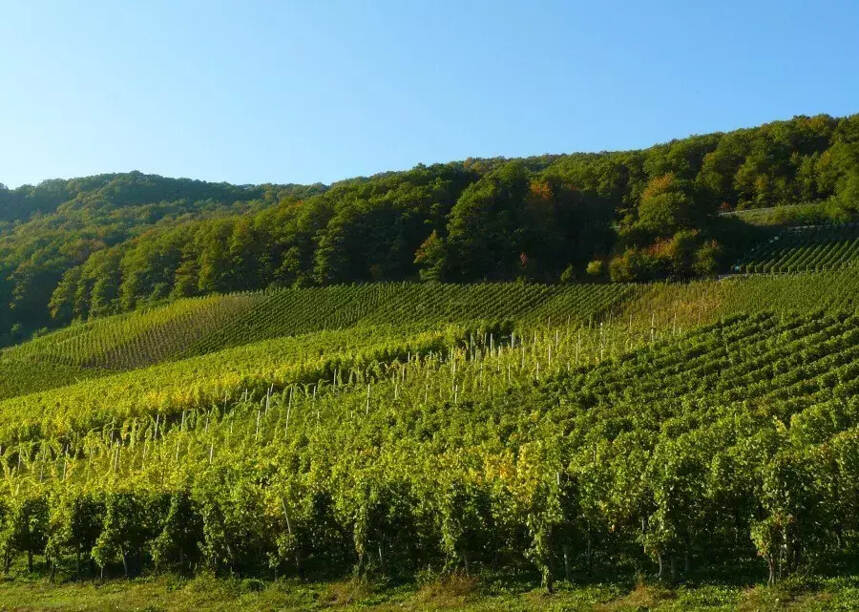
1, 114, 858, 343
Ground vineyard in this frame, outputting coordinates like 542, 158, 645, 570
5, 12, 859, 603
623, 267, 859, 331
0, 293, 263, 400
184, 282, 637, 355
731, 223, 859, 274
0, 272, 856, 609
3, 271, 857, 403
3, 293, 264, 370
0, 309, 856, 596
2, 283, 632, 371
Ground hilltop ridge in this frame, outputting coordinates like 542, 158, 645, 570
1, 113, 858, 347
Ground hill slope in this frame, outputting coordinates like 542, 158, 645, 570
0, 305, 857, 589
731, 223, 859, 273
3, 113, 859, 345
4, 270, 857, 402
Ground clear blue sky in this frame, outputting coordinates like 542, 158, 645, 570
2, 0, 858, 188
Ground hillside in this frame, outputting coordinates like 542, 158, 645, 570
2, 113, 859, 346
0, 278, 855, 603
1, 116, 859, 610
730, 223, 859, 273
4, 269, 858, 401
8, 0, 859, 604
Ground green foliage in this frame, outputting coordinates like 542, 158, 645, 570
150, 491, 202, 572
559, 265, 575, 284
45, 492, 103, 578
0, 281, 635, 401
0, 121, 858, 596
3, 114, 859, 343
0, 301, 856, 587
440, 162, 531, 281
0, 496, 49, 573
585, 260, 604, 278
719, 200, 855, 226
3, 269, 857, 406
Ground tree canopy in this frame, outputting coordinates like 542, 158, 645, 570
1, 114, 858, 344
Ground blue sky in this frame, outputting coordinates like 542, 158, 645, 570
1, 0, 857, 188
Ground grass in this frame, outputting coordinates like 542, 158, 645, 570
1, 572, 858, 611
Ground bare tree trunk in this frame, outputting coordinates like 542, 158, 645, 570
562, 544, 572, 583
544, 569, 555, 594
586, 529, 593, 574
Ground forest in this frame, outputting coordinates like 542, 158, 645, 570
1, 113, 858, 346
